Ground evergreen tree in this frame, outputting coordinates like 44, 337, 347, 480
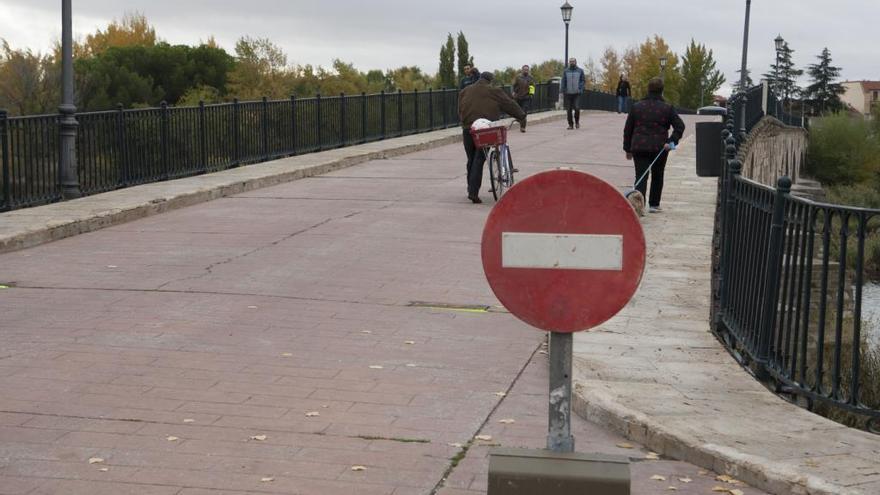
456, 31, 473, 80
438, 34, 455, 89
806, 47, 845, 114
731, 69, 754, 94
678, 40, 725, 109
762, 42, 802, 105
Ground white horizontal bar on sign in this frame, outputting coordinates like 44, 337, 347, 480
501, 233, 623, 271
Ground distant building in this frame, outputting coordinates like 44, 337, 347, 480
842, 80, 880, 115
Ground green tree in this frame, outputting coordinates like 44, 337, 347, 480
438, 34, 455, 89
763, 41, 802, 106
227, 36, 291, 100
530, 59, 564, 83
678, 40, 725, 109
0, 40, 58, 115
456, 31, 473, 80
730, 68, 754, 94
384, 66, 433, 92
806, 47, 845, 114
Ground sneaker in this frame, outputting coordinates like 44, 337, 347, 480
649, 206, 663, 213
567, 126, 574, 130
575, 122, 580, 129
469, 195, 483, 204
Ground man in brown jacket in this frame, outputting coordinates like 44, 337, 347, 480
512, 65, 534, 132
459, 72, 526, 204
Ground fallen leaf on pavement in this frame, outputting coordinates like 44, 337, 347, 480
667, 487, 678, 491
250, 435, 268, 441
730, 490, 745, 495
260, 477, 274, 482
183, 419, 195, 423
305, 411, 320, 417
475, 435, 493, 441
711, 487, 729, 493
498, 419, 515, 424
166, 436, 179, 442
404, 340, 416, 345
448, 443, 463, 448
361, 330, 372, 334
247, 305, 258, 309
88, 457, 104, 464
538, 350, 548, 355
351, 465, 367, 471
645, 452, 660, 460
369, 365, 384, 369
98, 467, 109, 472
494, 392, 507, 397
281, 353, 293, 357
616, 443, 634, 449
405, 363, 417, 367
106, 265, 118, 268
650, 475, 667, 481
678, 477, 692, 483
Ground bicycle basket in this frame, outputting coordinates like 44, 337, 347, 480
470, 126, 507, 148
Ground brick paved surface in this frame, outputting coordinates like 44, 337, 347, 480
0, 113, 767, 494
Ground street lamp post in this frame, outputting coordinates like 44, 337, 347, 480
737, 0, 752, 140
59, 0, 81, 198
659, 55, 668, 83
774, 35, 784, 120
561, 2, 573, 65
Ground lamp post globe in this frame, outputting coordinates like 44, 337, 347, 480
560, 2, 573, 68
659, 55, 668, 82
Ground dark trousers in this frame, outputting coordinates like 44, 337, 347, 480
462, 129, 486, 197
633, 150, 669, 207
516, 98, 531, 128
564, 93, 580, 126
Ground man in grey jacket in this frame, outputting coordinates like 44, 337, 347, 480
560, 58, 585, 129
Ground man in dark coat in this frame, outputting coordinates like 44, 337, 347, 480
616, 74, 631, 114
623, 78, 686, 213
459, 66, 478, 90
512, 65, 535, 132
459, 72, 526, 204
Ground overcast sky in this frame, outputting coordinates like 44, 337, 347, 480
1, 0, 876, 94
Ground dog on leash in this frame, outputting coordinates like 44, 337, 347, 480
625, 189, 646, 217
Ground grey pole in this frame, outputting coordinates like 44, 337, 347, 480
775, 51, 781, 118
59, 0, 81, 198
738, 0, 752, 140
564, 23, 569, 66
547, 332, 575, 452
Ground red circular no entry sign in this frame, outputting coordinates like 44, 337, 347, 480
481, 170, 646, 333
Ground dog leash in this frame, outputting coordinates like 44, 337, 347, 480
626, 144, 675, 197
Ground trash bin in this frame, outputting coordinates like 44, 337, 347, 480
696, 121, 725, 177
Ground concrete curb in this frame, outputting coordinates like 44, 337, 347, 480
0, 111, 566, 254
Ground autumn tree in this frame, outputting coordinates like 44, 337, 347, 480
626, 36, 681, 104
226, 36, 291, 100
0, 40, 58, 115
82, 12, 157, 56
583, 57, 601, 91
599, 47, 622, 94
678, 40, 725, 109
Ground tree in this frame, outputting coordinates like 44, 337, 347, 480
384, 66, 433, 92
627, 36, 681, 104
83, 11, 157, 56
0, 40, 58, 115
599, 47, 622, 94
530, 59, 564, 83
806, 47, 845, 114
730, 69, 754, 94
583, 57, 601, 91
456, 31, 473, 80
678, 40, 725, 109
226, 36, 291, 100
438, 34, 455, 89
762, 42, 802, 105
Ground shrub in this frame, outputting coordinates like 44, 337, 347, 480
806, 113, 880, 185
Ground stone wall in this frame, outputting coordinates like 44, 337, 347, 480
738, 116, 808, 187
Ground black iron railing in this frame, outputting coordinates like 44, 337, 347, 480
1, 82, 562, 211
714, 95, 880, 430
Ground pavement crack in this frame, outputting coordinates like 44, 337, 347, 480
429, 338, 544, 495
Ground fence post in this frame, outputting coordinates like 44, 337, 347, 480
290, 95, 298, 156
115, 103, 128, 186
380, 90, 386, 140
413, 88, 419, 132
199, 100, 207, 173
317, 93, 323, 152
160, 101, 169, 179
361, 91, 367, 144
398, 89, 403, 137
717, 139, 741, 328
0, 109, 9, 211
233, 98, 240, 165
756, 176, 792, 374
261, 96, 269, 160
428, 88, 434, 130
442, 88, 448, 128
340, 92, 346, 147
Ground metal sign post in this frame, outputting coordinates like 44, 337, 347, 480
482, 170, 646, 495
547, 331, 574, 453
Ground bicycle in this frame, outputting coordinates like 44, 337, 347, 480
470, 121, 519, 201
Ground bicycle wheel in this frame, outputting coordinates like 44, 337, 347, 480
487, 148, 501, 201
503, 146, 515, 188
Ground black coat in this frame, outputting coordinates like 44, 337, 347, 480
616, 80, 631, 97
623, 95, 686, 154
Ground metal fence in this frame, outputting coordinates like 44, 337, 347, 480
714, 96, 880, 430
1, 82, 562, 211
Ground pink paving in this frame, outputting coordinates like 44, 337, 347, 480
0, 113, 767, 494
